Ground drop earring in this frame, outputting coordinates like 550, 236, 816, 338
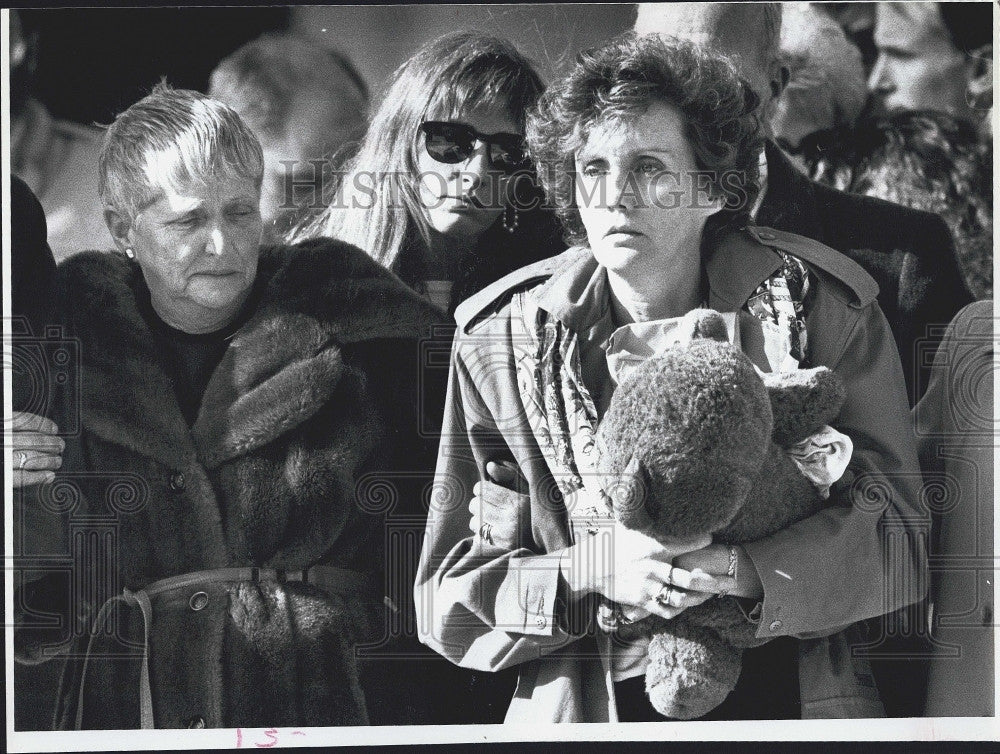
124, 248, 135, 260
503, 205, 519, 234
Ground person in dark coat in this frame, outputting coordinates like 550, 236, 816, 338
11, 172, 63, 480
758, 139, 971, 405
634, 2, 973, 408
803, 109, 992, 302
13, 83, 444, 730
10, 175, 68, 733
12, 175, 56, 339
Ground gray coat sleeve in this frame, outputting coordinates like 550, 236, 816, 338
414, 334, 588, 672
743, 300, 929, 639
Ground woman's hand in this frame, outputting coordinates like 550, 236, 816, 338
466, 461, 747, 620
9, 411, 62, 488
467, 460, 531, 550
673, 543, 764, 600
562, 516, 738, 621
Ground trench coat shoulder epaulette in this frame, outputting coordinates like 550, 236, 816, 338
454, 247, 586, 333
747, 226, 880, 308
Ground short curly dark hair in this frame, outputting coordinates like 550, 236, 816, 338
526, 33, 763, 245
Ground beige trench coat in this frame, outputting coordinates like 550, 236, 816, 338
416, 225, 926, 722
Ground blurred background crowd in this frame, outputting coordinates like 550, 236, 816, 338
12, 2, 992, 299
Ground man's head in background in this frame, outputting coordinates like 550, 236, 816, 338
868, 2, 992, 126
772, 3, 867, 161
815, 3, 878, 75
634, 2, 788, 136
209, 32, 369, 232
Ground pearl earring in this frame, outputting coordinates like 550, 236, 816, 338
124, 248, 135, 259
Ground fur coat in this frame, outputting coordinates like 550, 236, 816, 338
14, 239, 445, 729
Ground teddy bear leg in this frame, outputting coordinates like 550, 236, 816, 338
645, 619, 743, 720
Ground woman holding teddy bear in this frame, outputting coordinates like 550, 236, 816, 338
415, 33, 926, 722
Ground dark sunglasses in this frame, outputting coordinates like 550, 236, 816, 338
419, 120, 530, 173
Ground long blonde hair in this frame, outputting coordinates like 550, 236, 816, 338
288, 31, 544, 273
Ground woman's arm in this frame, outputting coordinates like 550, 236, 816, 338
414, 336, 725, 671
414, 345, 581, 672
735, 302, 927, 639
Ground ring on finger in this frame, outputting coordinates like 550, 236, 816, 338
18, 451, 27, 470
655, 584, 675, 606
479, 522, 494, 545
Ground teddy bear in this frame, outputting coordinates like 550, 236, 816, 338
594, 308, 847, 720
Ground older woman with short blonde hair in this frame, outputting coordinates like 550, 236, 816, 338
14, 83, 442, 729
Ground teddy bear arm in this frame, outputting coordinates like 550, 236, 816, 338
681, 597, 771, 649
716, 444, 824, 542
763, 367, 847, 446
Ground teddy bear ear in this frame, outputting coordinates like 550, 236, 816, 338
679, 309, 729, 344
606, 456, 656, 531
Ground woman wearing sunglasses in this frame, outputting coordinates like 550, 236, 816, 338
416, 34, 925, 723
291, 31, 563, 314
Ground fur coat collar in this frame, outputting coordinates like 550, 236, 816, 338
57, 239, 442, 473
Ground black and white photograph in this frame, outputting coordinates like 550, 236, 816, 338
3, 1, 996, 748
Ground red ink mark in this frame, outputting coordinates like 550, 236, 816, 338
254, 728, 280, 748
236, 728, 243, 748
291, 731, 306, 736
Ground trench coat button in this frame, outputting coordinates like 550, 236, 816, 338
535, 615, 547, 629
169, 472, 186, 492
769, 619, 783, 632
186, 715, 205, 728
189, 591, 209, 611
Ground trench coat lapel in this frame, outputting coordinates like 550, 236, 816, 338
704, 228, 783, 313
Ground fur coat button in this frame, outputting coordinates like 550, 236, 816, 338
168, 472, 186, 492
185, 716, 205, 728
189, 591, 209, 611
534, 615, 547, 629
769, 619, 783, 632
